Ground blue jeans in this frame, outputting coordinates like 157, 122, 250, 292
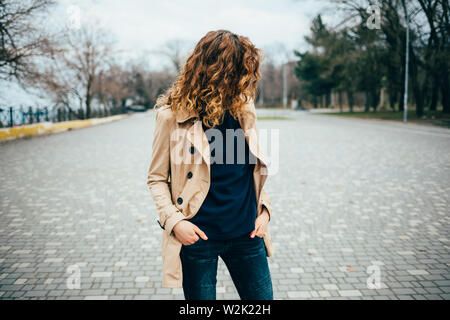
180, 234, 273, 300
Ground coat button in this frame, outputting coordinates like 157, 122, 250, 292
177, 197, 183, 205
187, 172, 193, 179
189, 146, 195, 154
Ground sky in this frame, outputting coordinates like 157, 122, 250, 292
2, 0, 336, 106
56, 0, 333, 68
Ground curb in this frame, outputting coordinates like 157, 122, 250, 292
0, 114, 128, 142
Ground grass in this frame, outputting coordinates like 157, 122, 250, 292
320, 110, 450, 128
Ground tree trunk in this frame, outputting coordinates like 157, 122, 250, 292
429, 76, 439, 112
388, 89, 397, 111
86, 77, 93, 119
325, 91, 331, 108
347, 91, 354, 113
86, 95, 92, 119
364, 91, 370, 112
398, 85, 405, 112
372, 89, 380, 112
442, 67, 450, 114
410, 47, 424, 118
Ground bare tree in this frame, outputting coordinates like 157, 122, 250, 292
154, 39, 191, 73
41, 25, 115, 119
0, 0, 57, 82
96, 63, 131, 114
123, 58, 175, 108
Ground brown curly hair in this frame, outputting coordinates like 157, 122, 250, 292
156, 30, 262, 128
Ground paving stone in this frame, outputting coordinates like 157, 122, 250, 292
0, 110, 449, 300
287, 291, 312, 299
338, 290, 362, 297
84, 296, 108, 300
407, 270, 429, 276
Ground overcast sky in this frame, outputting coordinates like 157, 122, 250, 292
2, 0, 336, 105
56, 0, 334, 68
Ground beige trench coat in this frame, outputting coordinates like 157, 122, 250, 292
147, 100, 273, 288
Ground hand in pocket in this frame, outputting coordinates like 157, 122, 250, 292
173, 220, 208, 245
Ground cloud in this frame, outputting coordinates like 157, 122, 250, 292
55, 0, 324, 64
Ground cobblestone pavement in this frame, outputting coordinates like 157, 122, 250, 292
0, 110, 449, 300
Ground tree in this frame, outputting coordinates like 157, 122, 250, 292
0, 0, 57, 82
154, 39, 190, 73
40, 25, 114, 119
330, 0, 450, 115
123, 58, 176, 108
95, 63, 131, 114
415, 0, 450, 113
295, 15, 360, 110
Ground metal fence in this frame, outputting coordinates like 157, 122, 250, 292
0, 106, 127, 128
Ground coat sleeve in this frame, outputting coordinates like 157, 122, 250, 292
260, 187, 272, 221
147, 108, 186, 235
246, 99, 273, 222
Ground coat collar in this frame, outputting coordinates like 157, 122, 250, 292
175, 108, 198, 123
175, 101, 253, 124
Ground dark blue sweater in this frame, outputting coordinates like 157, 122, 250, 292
189, 110, 257, 240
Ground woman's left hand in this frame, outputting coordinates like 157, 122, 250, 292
250, 208, 270, 238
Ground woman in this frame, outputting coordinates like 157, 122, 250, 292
147, 30, 274, 300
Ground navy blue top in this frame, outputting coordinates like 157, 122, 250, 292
189, 110, 257, 240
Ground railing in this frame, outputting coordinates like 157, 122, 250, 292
0, 106, 50, 128
0, 105, 128, 128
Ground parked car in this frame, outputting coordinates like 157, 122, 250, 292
126, 105, 147, 113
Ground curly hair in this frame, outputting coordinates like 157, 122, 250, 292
156, 30, 262, 128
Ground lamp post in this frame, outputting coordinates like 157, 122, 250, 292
282, 62, 288, 109
402, 0, 409, 123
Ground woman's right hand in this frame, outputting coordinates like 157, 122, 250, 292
173, 220, 208, 245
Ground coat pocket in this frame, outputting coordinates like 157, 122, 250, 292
262, 226, 274, 257
161, 233, 183, 285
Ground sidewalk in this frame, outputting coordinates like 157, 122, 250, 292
0, 111, 449, 300
0, 114, 128, 142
